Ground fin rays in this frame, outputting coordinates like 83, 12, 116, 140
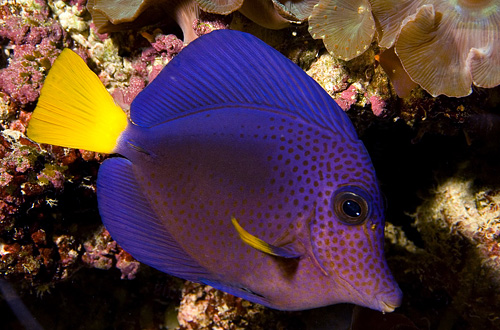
97, 157, 213, 280
231, 216, 302, 259
131, 30, 356, 140
28, 49, 128, 153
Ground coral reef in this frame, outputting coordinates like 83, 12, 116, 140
86, 0, 306, 37
71, 0, 500, 97
0, 129, 44, 230
0, 0, 499, 328
87, 0, 201, 42
0, 0, 70, 106
82, 226, 140, 279
193, 11, 232, 37
306, 49, 392, 116
0, 129, 83, 291
413, 174, 500, 329
177, 282, 300, 330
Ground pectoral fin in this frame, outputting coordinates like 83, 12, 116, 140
231, 217, 301, 259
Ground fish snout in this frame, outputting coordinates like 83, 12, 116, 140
375, 286, 403, 313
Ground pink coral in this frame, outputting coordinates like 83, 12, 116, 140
66, 0, 88, 12
112, 32, 184, 109
0, 130, 43, 229
112, 75, 147, 110
89, 22, 109, 42
141, 32, 184, 62
336, 85, 359, 111
148, 64, 164, 82
82, 227, 140, 279
0, 171, 13, 188
37, 165, 66, 189
8, 111, 32, 134
123, 76, 146, 105
369, 95, 386, 116
152, 34, 184, 54
115, 250, 140, 280
82, 227, 117, 270
193, 12, 231, 37
0, 46, 45, 105
0, 7, 68, 105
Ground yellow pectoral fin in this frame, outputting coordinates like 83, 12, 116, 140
27, 49, 128, 153
231, 216, 301, 258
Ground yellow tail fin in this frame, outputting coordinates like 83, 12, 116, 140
27, 49, 128, 154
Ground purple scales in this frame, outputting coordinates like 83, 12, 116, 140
28, 30, 402, 312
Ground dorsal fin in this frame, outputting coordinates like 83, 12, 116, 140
130, 30, 356, 138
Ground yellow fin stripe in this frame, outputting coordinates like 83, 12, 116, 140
231, 216, 282, 257
28, 49, 127, 153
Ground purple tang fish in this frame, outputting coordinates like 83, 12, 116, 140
28, 30, 402, 312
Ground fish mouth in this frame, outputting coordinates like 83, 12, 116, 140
375, 287, 403, 313
379, 300, 399, 313
333, 274, 403, 313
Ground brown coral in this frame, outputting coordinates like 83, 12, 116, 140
274, 0, 317, 21
197, 0, 243, 14
308, 0, 375, 61
87, 0, 201, 42
86, 0, 303, 39
394, 1, 500, 97
309, 0, 500, 97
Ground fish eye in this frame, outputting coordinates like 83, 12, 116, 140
332, 186, 370, 225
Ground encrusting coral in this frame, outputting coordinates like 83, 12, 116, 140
0, 0, 70, 105
413, 173, 500, 329
306, 48, 392, 116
